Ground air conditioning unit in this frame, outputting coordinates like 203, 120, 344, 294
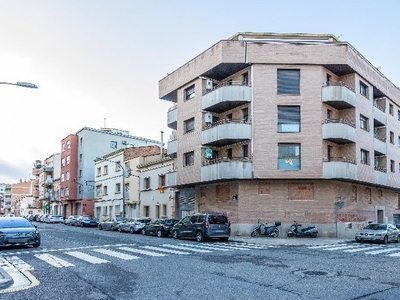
204, 112, 212, 123
206, 79, 213, 90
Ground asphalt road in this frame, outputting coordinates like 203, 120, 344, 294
0, 222, 400, 299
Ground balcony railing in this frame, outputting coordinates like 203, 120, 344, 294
202, 119, 252, 146
322, 119, 356, 144
201, 157, 252, 181
167, 105, 177, 129
322, 156, 357, 180
322, 81, 356, 109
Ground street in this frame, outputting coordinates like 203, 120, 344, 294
0, 222, 400, 299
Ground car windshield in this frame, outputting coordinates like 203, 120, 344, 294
0, 218, 33, 229
364, 223, 387, 230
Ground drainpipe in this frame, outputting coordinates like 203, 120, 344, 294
160, 131, 164, 158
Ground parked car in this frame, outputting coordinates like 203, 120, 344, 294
172, 213, 231, 242
0, 217, 40, 248
64, 215, 80, 226
118, 217, 151, 234
142, 219, 179, 237
45, 215, 64, 224
98, 217, 127, 231
355, 223, 400, 244
118, 218, 148, 234
77, 215, 99, 227
40, 214, 50, 223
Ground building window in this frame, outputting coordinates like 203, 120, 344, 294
61, 158, 65, 167
66, 156, 70, 165
65, 188, 69, 196
162, 204, 167, 217
360, 115, 369, 131
242, 108, 248, 123
184, 151, 195, 166
390, 160, 395, 173
360, 149, 369, 165
242, 145, 249, 158
79, 153, 82, 161
103, 185, 108, 196
62, 143, 66, 152
115, 161, 121, 172
155, 205, 160, 219
277, 69, 300, 95
158, 174, 165, 187
67, 140, 71, 149
184, 117, 195, 133
80, 137, 83, 145
143, 177, 150, 190
390, 131, 394, 144
278, 143, 300, 170
96, 167, 101, 177
66, 171, 70, 181
79, 170, 82, 178
61, 174, 65, 182
184, 84, 195, 100
103, 165, 108, 175
96, 185, 102, 198
227, 148, 233, 159
278, 106, 300, 132
115, 183, 121, 193
359, 81, 368, 97
143, 206, 150, 217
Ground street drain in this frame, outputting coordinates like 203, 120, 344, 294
303, 271, 327, 276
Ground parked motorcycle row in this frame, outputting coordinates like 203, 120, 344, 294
251, 220, 318, 238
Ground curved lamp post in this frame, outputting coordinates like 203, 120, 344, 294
97, 157, 126, 217
0, 81, 38, 88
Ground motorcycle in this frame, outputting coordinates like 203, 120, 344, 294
251, 219, 281, 237
287, 221, 318, 238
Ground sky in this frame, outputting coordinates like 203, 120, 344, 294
0, 0, 399, 184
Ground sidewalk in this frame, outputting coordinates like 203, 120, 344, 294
231, 235, 353, 246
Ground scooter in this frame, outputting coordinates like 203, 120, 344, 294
287, 221, 318, 238
251, 219, 281, 237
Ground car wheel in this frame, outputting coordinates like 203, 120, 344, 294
172, 230, 179, 239
80, 223, 83, 227
99, 225, 103, 230
130, 227, 135, 234
141, 229, 146, 235
220, 237, 229, 241
110, 226, 114, 231
32, 242, 40, 248
157, 230, 163, 238
383, 235, 388, 244
195, 231, 204, 242
118, 226, 122, 233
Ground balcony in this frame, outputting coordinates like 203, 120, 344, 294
322, 157, 357, 180
322, 119, 356, 144
375, 168, 388, 186
202, 120, 252, 147
373, 104, 386, 126
201, 158, 252, 182
321, 83, 356, 109
374, 136, 387, 155
202, 83, 252, 113
40, 166, 54, 173
167, 105, 177, 129
166, 171, 177, 187
167, 139, 177, 157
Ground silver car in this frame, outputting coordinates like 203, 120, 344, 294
355, 223, 400, 244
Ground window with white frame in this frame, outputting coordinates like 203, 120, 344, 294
96, 167, 101, 177
66, 156, 70, 165
96, 185, 102, 198
66, 171, 70, 181
103, 165, 108, 175
144, 177, 150, 190
184, 84, 195, 100
115, 161, 121, 172
278, 106, 300, 132
65, 187, 69, 196
103, 185, 108, 195
277, 69, 300, 95
61, 174, 65, 182
115, 183, 121, 193
278, 143, 300, 170
158, 174, 165, 187
67, 140, 71, 149
61, 158, 65, 167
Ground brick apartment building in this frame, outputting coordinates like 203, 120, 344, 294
159, 32, 400, 238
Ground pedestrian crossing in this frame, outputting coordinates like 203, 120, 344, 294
308, 242, 400, 257
0, 241, 268, 271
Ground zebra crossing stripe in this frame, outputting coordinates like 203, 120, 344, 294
6, 256, 34, 271
34, 254, 75, 268
365, 248, 400, 255
118, 247, 166, 257
388, 252, 400, 257
343, 246, 383, 253
308, 244, 348, 249
161, 244, 212, 253
65, 251, 109, 264
321, 245, 362, 251
92, 248, 140, 260
178, 243, 230, 251
204, 243, 250, 251
142, 246, 190, 255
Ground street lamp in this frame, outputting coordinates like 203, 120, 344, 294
97, 157, 126, 217
0, 81, 38, 88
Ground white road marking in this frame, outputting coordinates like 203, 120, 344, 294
34, 254, 75, 268
6, 256, 34, 271
92, 248, 140, 260
365, 248, 400, 255
0, 258, 32, 293
118, 247, 166, 257
161, 244, 212, 253
344, 246, 383, 252
321, 245, 362, 251
65, 251, 109, 264
308, 244, 349, 249
178, 243, 230, 251
203, 243, 250, 251
387, 252, 400, 257
142, 246, 190, 255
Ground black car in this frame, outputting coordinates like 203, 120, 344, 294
77, 215, 99, 227
0, 217, 41, 248
142, 219, 179, 237
172, 213, 230, 242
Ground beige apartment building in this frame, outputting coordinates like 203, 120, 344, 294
159, 32, 400, 238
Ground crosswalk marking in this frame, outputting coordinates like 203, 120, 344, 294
343, 246, 383, 253
92, 248, 140, 260
34, 254, 75, 268
142, 245, 190, 255
322, 245, 361, 251
179, 243, 231, 251
161, 244, 212, 253
365, 248, 400, 255
118, 247, 166, 257
204, 243, 250, 251
5, 256, 34, 271
65, 251, 109, 264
